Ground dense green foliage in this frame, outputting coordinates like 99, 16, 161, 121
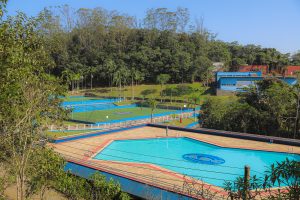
26, 148, 130, 200
38, 6, 299, 89
0, 10, 67, 199
0, 4, 129, 199
200, 78, 300, 138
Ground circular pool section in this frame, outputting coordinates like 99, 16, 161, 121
183, 153, 225, 165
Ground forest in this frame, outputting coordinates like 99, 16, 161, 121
38, 5, 300, 88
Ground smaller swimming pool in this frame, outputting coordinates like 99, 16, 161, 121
94, 137, 300, 188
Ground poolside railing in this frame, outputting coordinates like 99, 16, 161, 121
48, 111, 195, 132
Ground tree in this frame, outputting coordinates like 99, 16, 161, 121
147, 98, 158, 123
113, 66, 129, 101
201, 78, 297, 138
129, 68, 142, 101
156, 74, 171, 102
35, 5, 294, 88
140, 89, 157, 100
0, 0, 7, 18
292, 51, 300, 65
0, 13, 66, 200
26, 148, 66, 200
104, 58, 117, 92
293, 72, 300, 139
86, 173, 130, 200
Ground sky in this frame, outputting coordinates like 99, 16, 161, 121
5, 0, 300, 54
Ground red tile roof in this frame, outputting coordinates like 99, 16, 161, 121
284, 66, 300, 76
238, 65, 268, 74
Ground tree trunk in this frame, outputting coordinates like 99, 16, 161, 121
119, 82, 122, 101
16, 176, 21, 200
160, 84, 163, 103
131, 77, 134, 101
123, 85, 126, 100
90, 74, 93, 90
110, 75, 112, 93
17, 171, 25, 200
71, 81, 74, 92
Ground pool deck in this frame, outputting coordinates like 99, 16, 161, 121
50, 126, 300, 199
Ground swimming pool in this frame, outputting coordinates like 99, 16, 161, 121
94, 137, 300, 187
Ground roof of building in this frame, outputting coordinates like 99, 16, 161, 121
238, 65, 268, 73
284, 66, 300, 75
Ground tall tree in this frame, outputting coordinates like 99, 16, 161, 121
0, 13, 66, 200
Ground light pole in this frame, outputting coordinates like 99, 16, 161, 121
180, 104, 186, 123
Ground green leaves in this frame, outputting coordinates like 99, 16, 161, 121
201, 78, 299, 138
156, 74, 171, 85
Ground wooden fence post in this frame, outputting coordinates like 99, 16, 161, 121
243, 165, 250, 200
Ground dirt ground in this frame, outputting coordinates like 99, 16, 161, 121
4, 185, 67, 200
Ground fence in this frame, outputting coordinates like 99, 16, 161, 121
49, 112, 195, 132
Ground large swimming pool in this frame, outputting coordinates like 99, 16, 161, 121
94, 137, 300, 187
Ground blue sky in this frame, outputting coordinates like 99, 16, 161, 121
6, 0, 300, 54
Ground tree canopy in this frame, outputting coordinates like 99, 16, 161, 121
35, 5, 299, 89
200, 78, 300, 138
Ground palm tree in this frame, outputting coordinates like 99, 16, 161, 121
113, 68, 123, 101
113, 66, 130, 101
122, 67, 130, 100
61, 69, 73, 91
130, 69, 144, 101
147, 98, 158, 123
104, 59, 117, 92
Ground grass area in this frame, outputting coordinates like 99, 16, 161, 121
71, 107, 175, 123
46, 129, 97, 138
75, 83, 212, 103
163, 118, 197, 127
159, 102, 198, 108
66, 83, 239, 107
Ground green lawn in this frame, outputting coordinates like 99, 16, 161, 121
163, 118, 197, 127
71, 107, 175, 123
65, 83, 238, 107
72, 83, 212, 102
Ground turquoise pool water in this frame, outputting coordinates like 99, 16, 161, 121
94, 137, 300, 187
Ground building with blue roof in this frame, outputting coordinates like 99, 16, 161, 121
216, 71, 297, 95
